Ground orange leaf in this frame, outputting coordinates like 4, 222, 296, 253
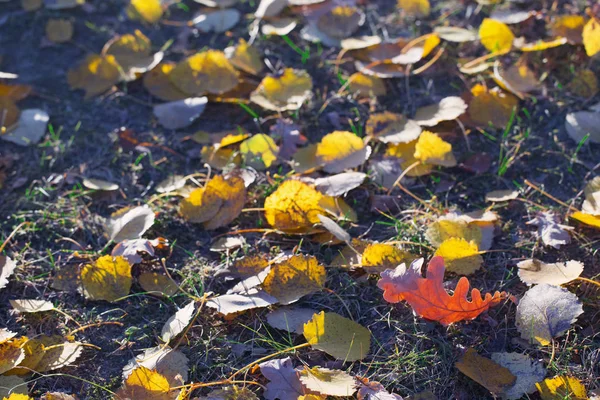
377, 256, 507, 325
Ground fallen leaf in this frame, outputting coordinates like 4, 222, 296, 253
413, 130, 456, 167
568, 69, 599, 98
515, 284, 583, 345
455, 348, 516, 395
426, 211, 496, 250
126, 0, 163, 24
112, 238, 156, 264
67, 54, 121, 98
491, 352, 546, 400
489, 9, 533, 24
485, 189, 519, 202
357, 379, 404, 399
170, 50, 239, 96
123, 346, 188, 386
303, 311, 371, 361
82, 178, 118, 191
479, 18, 514, 53
298, 367, 357, 396
316, 6, 364, 39
0, 256, 17, 291
564, 110, 600, 144
398, 0, 430, 17
317, 214, 350, 243
81, 255, 132, 302
153, 97, 208, 130
582, 17, 600, 57
315, 131, 371, 173
143, 63, 189, 101
240, 134, 279, 170
378, 257, 507, 325
45, 19, 73, 43
434, 237, 482, 275
517, 259, 584, 286
44, 0, 85, 9
0, 340, 25, 374
105, 205, 155, 243
582, 177, 600, 215
536, 376, 587, 400
262, 19, 298, 36
259, 357, 307, 400
434, 26, 477, 42
3, 394, 32, 400
255, 0, 287, 18
313, 172, 366, 196
1, 109, 49, 146
161, 301, 196, 343
250, 68, 312, 111
0, 375, 27, 398
550, 15, 585, 44
412, 96, 468, 127
361, 243, 414, 274
526, 211, 572, 249
225, 39, 263, 75
570, 211, 600, 229
366, 112, 422, 144
138, 272, 178, 297
468, 84, 519, 129
10, 299, 54, 313
103, 30, 162, 80
269, 118, 306, 159
266, 307, 318, 334
493, 61, 540, 98
206, 289, 278, 315
115, 366, 172, 400
201, 386, 259, 399
262, 255, 326, 305
193, 8, 240, 33
347, 73, 386, 97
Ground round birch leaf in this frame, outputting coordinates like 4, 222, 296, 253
266, 307, 318, 334
491, 352, 546, 400
517, 259, 583, 286
298, 367, 357, 396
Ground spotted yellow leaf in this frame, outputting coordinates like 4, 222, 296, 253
170, 50, 239, 95
536, 376, 587, 400
250, 68, 312, 111
263, 255, 326, 305
582, 17, 600, 57
361, 243, 415, 274
239, 134, 279, 169
81, 255, 132, 302
434, 238, 483, 275
115, 366, 172, 400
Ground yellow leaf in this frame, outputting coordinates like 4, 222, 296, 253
571, 211, 600, 229
200, 146, 241, 170
115, 366, 172, 400
330, 239, 369, 269
536, 376, 587, 400
518, 37, 568, 52
226, 39, 263, 75
414, 131, 456, 167
456, 348, 516, 395
582, 17, 600, 57
303, 311, 371, 361
103, 30, 158, 78
317, 6, 364, 39
250, 68, 313, 111
494, 62, 539, 98
479, 18, 514, 53
315, 131, 369, 173
126, 0, 163, 24
468, 84, 519, 129
45, 19, 74, 43
170, 50, 239, 96
67, 54, 121, 99
397, 0, 430, 17
232, 255, 270, 278
239, 134, 279, 169
361, 243, 415, 274
3, 394, 33, 400
143, 63, 189, 102
347, 73, 386, 97
264, 180, 356, 232
179, 175, 246, 229
0, 340, 25, 375
263, 255, 326, 304
434, 238, 483, 275
426, 220, 483, 248
81, 255, 132, 302
549, 15, 585, 44
385, 140, 433, 176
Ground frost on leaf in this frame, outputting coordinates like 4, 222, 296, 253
378, 257, 507, 325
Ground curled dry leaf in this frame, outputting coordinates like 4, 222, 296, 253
263, 180, 356, 232
10, 299, 54, 313
378, 257, 507, 325
115, 366, 172, 400
170, 50, 239, 96
0, 256, 17, 291
357, 379, 403, 399
434, 26, 477, 42
270, 118, 306, 159
250, 68, 313, 111
153, 97, 208, 130
491, 352, 546, 400
536, 376, 588, 400
103, 30, 162, 80
266, 307, 318, 334
156, 175, 186, 194
366, 112, 422, 144
516, 284, 583, 345
489, 9, 533, 24
105, 205, 155, 243
255, 0, 287, 18
123, 346, 189, 386
206, 289, 278, 316
298, 367, 357, 396
112, 238, 156, 264
485, 189, 519, 202
517, 259, 583, 286
179, 175, 246, 230
262, 254, 326, 305
582, 176, 600, 215
81, 255, 132, 302
303, 311, 371, 361
526, 211, 572, 249
67, 54, 121, 98
412, 96, 468, 127
13, 335, 83, 373
455, 348, 517, 395
313, 172, 366, 196
259, 357, 307, 400
570, 211, 600, 229
161, 301, 196, 343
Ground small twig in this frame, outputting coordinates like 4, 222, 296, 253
576, 277, 600, 288
524, 180, 578, 212
67, 321, 124, 336
0, 221, 29, 253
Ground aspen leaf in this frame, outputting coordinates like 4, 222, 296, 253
0, 375, 27, 398
1, 109, 49, 146
413, 130, 456, 167
485, 189, 519, 202
81, 255, 132, 302
413, 96, 467, 127
266, 307, 318, 334
455, 348, 516, 395
170, 50, 239, 96
259, 357, 307, 400
138, 272, 179, 297
347, 73, 386, 97
568, 69, 598, 98
126, 0, 163, 24
0, 98, 20, 131
434, 238, 482, 275
582, 177, 600, 215
112, 238, 156, 264
571, 211, 600, 229
262, 19, 297, 36
105, 205, 155, 243
565, 111, 600, 144
340, 35, 382, 50
255, 0, 287, 18
517, 37, 568, 51
313, 172, 366, 196
582, 18, 600, 57
298, 367, 357, 396
0, 329, 17, 344
493, 62, 539, 98
527, 211, 572, 249
317, 214, 350, 243
35, 340, 83, 372
225, 39, 263, 75
82, 178, 118, 191
316, 6, 364, 39
230, 255, 270, 278
315, 131, 371, 173
397, 0, 430, 17
153, 97, 207, 130
378, 257, 507, 325
179, 175, 246, 229
517, 259, 583, 286
202, 386, 259, 400
479, 18, 514, 53
0, 256, 16, 291
262, 255, 326, 305
361, 243, 415, 274
536, 376, 587, 400
193, 9, 240, 33
426, 215, 486, 249
143, 63, 189, 102
40, 393, 77, 400
468, 84, 519, 129
193, 0, 237, 6
491, 352, 546, 400
67, 54, 121, 98
239, 134, 279, 169
3, 394, 32, 400
357, 379, 403, 399
366, 112, 422, 144
123, 346, 188, 386
515, 284, 583, 345
161, 301, 196, 343
251, 69, 312, 112
10, 299, 54, 313
206, 289, 278, 316
550, 15, 585, 44
489, 9, 533, 24
0, 341, 25, 375
303, 312, 371, 361
115, 366, 172, 400
103, 30, 162, 80
434, 26, 477, 42
45, 19, 73, 43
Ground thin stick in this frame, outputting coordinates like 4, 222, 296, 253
524, 180, 578, 212
228, 342, 311, 380
67, 321, 124, 336
0, 221, 29, 253
576, 277, 600, 288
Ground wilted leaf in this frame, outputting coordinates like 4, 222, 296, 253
123, 346, 188, 386
103, 30, 162, 80
515, 284, 583, 345
413, 96, 467, 127
550, 15, 585, 44
434, 238, 482, 275
468, 84, 519, 129
347, 73, 386, 97
10, 299, 54, 313
112, 238, 156, 264
494, 61, 539, 98
143, 63, 189, 101
225, 39, 263, 75
489, 9, 533, 24
455, 348, 516, 395
317, 214, 350, 243
491, 352, 546, 400
398, 0, 430, 17
526, 211, 572, 249
81, 255, 132, 302
67, 54, 121, 98
0, 256, 16, 291
138, 272, 178, 297
259, 357, 307, 400
485, 189, 519, 202
262, 255, 325, 305
170, 50, 239, 96
126, 0, 163, 24
378, 257, 507, 325
179, 175, 246, 230
1, 109, 49, 146
105, 205, 155, 243
240, 134, 279, 169
517, 259, 583, 286
206, 289, 278, 316
266, 307, 317, 334
313, 172, 366, 196
366, 112, 422, 144
161, 301, 196, 342
357, 379, 403, 399
298, 367, 356, 396
303, 311, 371, 361
46, 19, 73, 43
536, 376, 587, 400
251, 68, 312, 111
153, 97, 207, 130
115, 366, 172, 400
564, 110, 600, 144
568, 69, 599, 98
0, 340, 25, 374
317, 6, 364, 39
36, 340, 83, 372
479, 18, 514, 53
582, 17, 600, 57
